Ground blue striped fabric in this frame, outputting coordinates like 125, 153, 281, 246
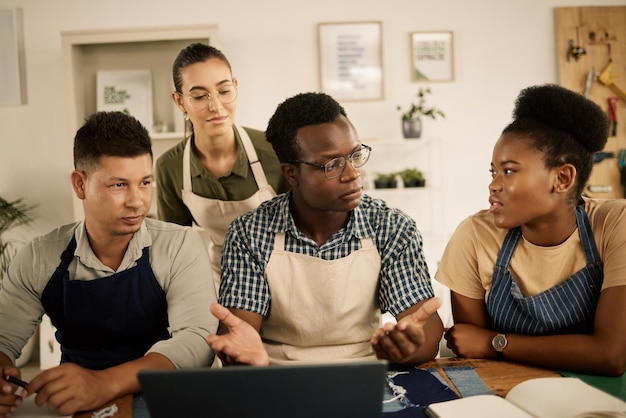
443, 366, 493, 397
486, 206, 603, 335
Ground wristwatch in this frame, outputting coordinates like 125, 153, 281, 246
492, 333, 507, 359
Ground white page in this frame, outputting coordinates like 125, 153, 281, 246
12, 396, 71, 418
506, 377, 626, 418
426, 394, 533, 418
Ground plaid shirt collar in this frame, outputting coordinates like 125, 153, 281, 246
268, 191, 376, 242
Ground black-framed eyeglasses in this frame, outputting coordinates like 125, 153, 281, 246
288, 144, 371, 179
178, 83, 238, 110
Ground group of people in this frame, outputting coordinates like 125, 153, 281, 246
0, 42, 624, 416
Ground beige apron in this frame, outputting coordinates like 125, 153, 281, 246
182, 125, 277, 290
263, 232, 382, 364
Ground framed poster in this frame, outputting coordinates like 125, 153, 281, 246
96, 69, 153, 131
0, 8, 25, 106
411, 31, 454, 82
318, 21, 384, 101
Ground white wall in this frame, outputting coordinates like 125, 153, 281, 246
1, 0, 624, 249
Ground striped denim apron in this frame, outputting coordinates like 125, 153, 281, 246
486, 205, 603, 335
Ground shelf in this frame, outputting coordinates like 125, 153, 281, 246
367, 138, 439, 187
366, 186, 428, 193
61, 25, 220, 221
151, 131, 184, 141
61, 25, 219, 145
364, 137, 443, 262
367, 187, 432, 233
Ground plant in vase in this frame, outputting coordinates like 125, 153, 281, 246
399, 168, 426, 187
397, 87, 445, 139
0, 196, 37, 367
0, 197, 37, 282
373, 173, 398, 189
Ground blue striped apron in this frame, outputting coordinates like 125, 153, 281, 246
486, 205, 603, 335
41, 236, 170, 370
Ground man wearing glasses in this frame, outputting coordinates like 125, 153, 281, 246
208, 92, 444, 366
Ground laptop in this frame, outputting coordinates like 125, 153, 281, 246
138, 360, 388, 418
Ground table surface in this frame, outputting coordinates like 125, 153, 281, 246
421, 357, 561, 398
73, 394, 133, 418
70, 357, 562, 417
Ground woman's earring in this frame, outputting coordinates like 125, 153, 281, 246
183, 113, 192, 139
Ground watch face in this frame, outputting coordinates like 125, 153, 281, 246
493, 335, 507, 351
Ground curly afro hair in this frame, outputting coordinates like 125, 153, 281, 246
511, 84, 608, 152
266, 92, 348, 163
502, 84, 609, 200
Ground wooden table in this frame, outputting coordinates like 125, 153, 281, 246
73, 395, 133, 418
421, 357, 561, 397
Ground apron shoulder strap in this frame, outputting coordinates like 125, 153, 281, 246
575, 205, 601, 265
273, 232, 286, 251
182, 138, 193, 191
235, 125, 270, 189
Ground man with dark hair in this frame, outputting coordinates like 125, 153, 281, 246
208, 92, 443, 366
0, 111, 217, 416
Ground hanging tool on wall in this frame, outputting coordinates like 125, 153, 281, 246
589, 144, 617, 194
584, 67, 595, 98
598, 61, 626, 101
608, 97, 618, 136
593, 151, 616, 163
597, 44, 626, 102
567, 27, 587, 62
587, 185, 613, 193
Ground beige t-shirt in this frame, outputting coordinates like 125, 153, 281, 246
436, 198, 626, 300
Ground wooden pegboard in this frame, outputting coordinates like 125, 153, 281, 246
555, 6, 626, 199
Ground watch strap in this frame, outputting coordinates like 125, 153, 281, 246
492, 333, 507, 360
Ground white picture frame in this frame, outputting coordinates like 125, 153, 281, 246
96, 69, 153, 131
318, 21, 384, 101
0, 8, 26, 106
411, 31, 454, 82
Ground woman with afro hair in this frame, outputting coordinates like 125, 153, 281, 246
437, 84, 626, 376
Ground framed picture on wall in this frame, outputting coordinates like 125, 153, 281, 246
410, 31, 454, 82
0, 8, 26, 106
318, 21, 384, 101
96, 69, 153, 131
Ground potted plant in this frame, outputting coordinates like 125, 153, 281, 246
373, 173, 398, 189
1, 197, 37, 281
397, 87, 445, 139
399, 168, 426, 187
0, 196, 37, 367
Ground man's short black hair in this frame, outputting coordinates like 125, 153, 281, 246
73, 111, 152, 171
265, 92, 348, 162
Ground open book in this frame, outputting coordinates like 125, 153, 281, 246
426, 377, 626, 418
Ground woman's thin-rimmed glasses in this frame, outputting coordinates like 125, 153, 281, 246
288, 144, 372, 179
179, 83, 238, 110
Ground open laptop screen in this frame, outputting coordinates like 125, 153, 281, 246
139, 360, 388, 418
